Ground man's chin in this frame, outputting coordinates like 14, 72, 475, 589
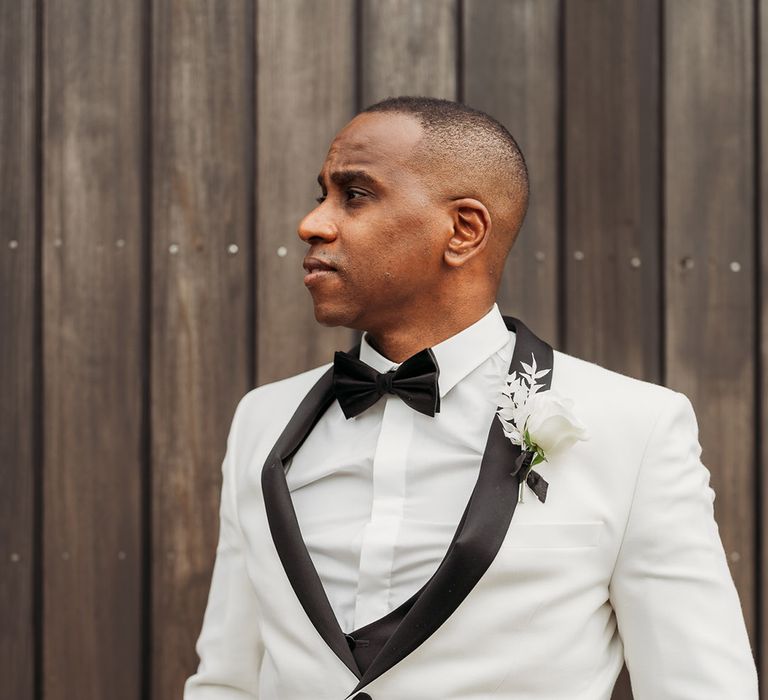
310, 303, 349, 328
310, 301, 361, 330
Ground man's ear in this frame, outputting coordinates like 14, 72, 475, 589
444, 198, 492, 268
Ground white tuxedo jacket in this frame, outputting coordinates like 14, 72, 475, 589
184, 315, 758, 699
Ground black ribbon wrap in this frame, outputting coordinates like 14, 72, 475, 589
510, 448, 549, 503
525, 469, 548, 503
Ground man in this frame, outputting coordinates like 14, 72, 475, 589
184, 96, 758, 699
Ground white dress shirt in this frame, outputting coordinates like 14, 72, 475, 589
285, 303, 515, 633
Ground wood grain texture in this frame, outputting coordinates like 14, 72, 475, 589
463, 0, 560, 346
3, 2, 766, 695
760, 0, 768, 689
256, 0, 357, 384
564, 0, 661, 381
0, 2, 36, 698
41, 1, 144, 698
664, 0, 756, 644
359, 0, 457, 105
150, 1, 253, 698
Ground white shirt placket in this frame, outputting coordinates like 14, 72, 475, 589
353, 394, 414, 629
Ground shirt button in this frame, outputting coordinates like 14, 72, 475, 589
344, 633, 356, 650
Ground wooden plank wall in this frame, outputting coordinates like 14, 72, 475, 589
150, 2, 253, 698
41, 2, 144, 700
0, 1, 762, 699
1, 2, 37, 699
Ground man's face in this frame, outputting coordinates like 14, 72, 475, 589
298, 112, 449, 332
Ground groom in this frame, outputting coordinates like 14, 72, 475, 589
184, 96, 758, 699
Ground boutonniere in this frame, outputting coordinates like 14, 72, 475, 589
496, 353, 590, 503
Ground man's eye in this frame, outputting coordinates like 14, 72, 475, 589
314, 189, 366, 204
346, 189, 365, 201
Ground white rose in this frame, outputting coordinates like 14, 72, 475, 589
524, 390, 590, 458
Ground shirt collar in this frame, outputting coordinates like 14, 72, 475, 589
358, 303, 512, 398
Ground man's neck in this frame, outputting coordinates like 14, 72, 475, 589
363, 303, 495, 363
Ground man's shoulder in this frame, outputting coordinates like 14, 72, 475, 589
550, 349, 696, 481
235, 361, 333, 426
552, 347, 683, 417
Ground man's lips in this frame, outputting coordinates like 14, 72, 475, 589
302, 256, 339, 286
302, 256, 337, 274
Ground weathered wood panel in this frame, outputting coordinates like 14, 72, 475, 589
464, 0, 560, 345
0, 2, 37, 699
256, 0, 357, 384
150, 2, 254, 698
360, 0, 457, 105
664, 0, 756, 647
1, 2, 764, 697
564, 0, 661, 382
760, 0, 768, 689
41, 1, 144, 698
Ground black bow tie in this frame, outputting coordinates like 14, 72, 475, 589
332, 347, 441, 419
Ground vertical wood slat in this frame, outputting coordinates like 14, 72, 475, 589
150, 2, 254, 698
256, 0, 357, 384
463, 0, 561, 345
359, 0, 457, 105
564, 0, 661, 383
760, 0, 768, 689
664, 0, 756, 647
0, 2, 37, 699
42, 1, 144, 698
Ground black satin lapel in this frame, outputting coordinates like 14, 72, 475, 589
505, 315, 554, 394
347, 315, 554, 695
261, 364, 361, 678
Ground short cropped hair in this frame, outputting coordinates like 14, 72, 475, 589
360, 96, 529, 250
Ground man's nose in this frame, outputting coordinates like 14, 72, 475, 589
297, 207, 337, 245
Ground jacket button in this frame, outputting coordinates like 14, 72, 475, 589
353, 694, 372, 700
344, 633, 356, 650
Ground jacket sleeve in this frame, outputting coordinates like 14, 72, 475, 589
184, 394, 264, 699
608, 390, 758, 699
